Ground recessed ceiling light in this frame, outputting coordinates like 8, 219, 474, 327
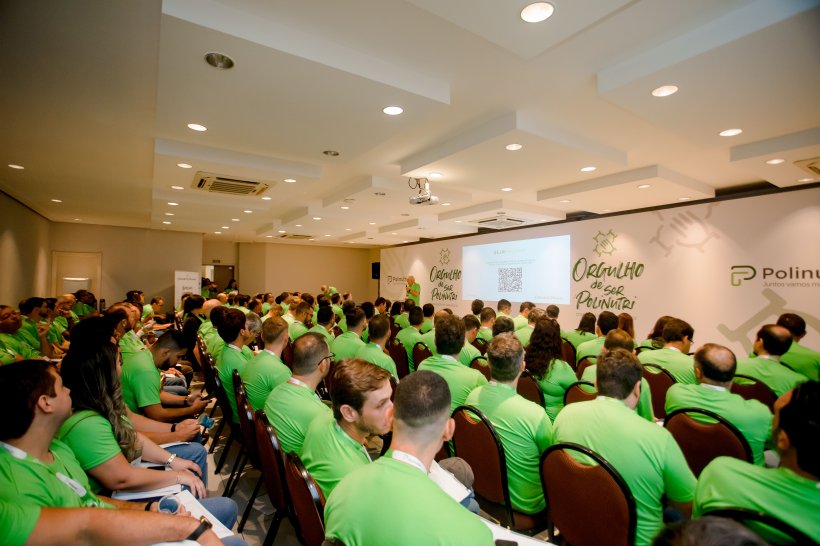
323, 150, 340, 157
187, 123, 207, 132
637, 184, 651, 189
345, 228, 351, 231
559, 199, 570, 203
505, 143, 523, 151
455, 220, 462, 223
441, 202, 451, 207
243, 210, 253, 213
382, 106, 403, 116
50, 199, 62, 203
214, 231, 222, 234
580, 166, 597, 172
324, 234, 331, 237
261, 196, 272, 200
313, 217, 322, 221
278, 230, 286, 233
167, 202, 178, 206
520, 2, 555, 23
403, 240, 409, 243
368, 222, 376, 225
678, 197, 690, 201
391, 232, 397, 235
428, 172, 443, 179
651, 85, 679, 97
283, 178, 296, 183
171, 185, 184, 190
309, 238, 315, 241
501, 187, 513, 192
266, 235, 273, 238
231, 218, 239, 222
221, 226, 229, 229
165, 212, 174, 216
8, 164, 24, 170
720, 128, 742, 137
73, 218, 81, 222
295, 224, 303, 227
602, 209, 611, 212
765, 158, 785, 165
162, 221, 171, 225
797, 177, 813, 183
341, 206, 350, 210
204, 52, 235, 70
176, 163, 192, 169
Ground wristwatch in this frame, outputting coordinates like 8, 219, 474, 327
186, 516, 213, 542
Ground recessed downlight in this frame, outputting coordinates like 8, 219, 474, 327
501, 187, 513, 192
165, 212, 174, 216
341, 206, 350, 210
214, 231, 222, 234
204, 52, 235, 70
797, 177, 814, 183
382, 106, 403, 116
221, 226, 229, 230
720, 128, 742, 137
295, 224, 303, 227
455, 220, 462, 223
637, 184, 651, 189
324, 234, 331, 237
520, 2, 555, 23
243, 210, 253, 213
428, 172, 443, 179
505, 143, 523, 151
162, 221, 171, 225
187, 123, 207, 132
313, 217, 322, 221
391, 232, 397, 235
167, 202, 179, 206
73, 218, 82, 222
278, 230, 286, 234
231, 218, 239, 222
8, 164, 24, 170
261, 196, 272, 200
765, 158, 785, 165
602, 209, 611, 212
176, 163, 192, 169
651, 85, 678, 97
678, 197, 690, 201
345, 228, 351, 231
441, 202, 451, 207
559, 199, 570, 203
51, 199, 62, 203
368, 222, 376, 225
266, 235, 273, 238
580, 166, 597, 172
171, 185, 184, 190
283, 178, 296, 183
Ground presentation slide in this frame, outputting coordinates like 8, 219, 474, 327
462, 235, 570, 304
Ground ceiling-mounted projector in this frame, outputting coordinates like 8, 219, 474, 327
408, 177, 439, 205
409, 193, 440, 205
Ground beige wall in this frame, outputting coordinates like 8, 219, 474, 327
50, 224, 202, 306
238, 242, 377, 300
202, 240, 238, 265
0, 192, 51, 305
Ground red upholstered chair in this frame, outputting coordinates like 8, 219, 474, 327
575, 357, 595, 380
451, 405, 548, 534
412, 342, 432, 368
563, 381, 597, 406
540, 442, 637, 546
517, 370, 545, 407
664, 407, 753, 477
561, 340, 576, 370
332, 325, 343, 338
641, 363, 676, 419
731, 374, 777, 411
284, 452, 326, 546
254, 410, 292, 546
281, 340, 294, 369
470, 356, 492, 382
387, 337, 410, 379
471, 337, 488, 355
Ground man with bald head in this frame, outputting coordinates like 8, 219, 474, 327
666, 343, 772, 465
736, 325, 807, 397
405, 275, 420, 306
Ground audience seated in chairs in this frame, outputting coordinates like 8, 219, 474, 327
639, 318, 697, 384
525, 317, 576, 422
575, 311, 619, 366
735, 324, 807, 397
240, 317, 291, 411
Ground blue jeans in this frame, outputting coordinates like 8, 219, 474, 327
166, 442, 208, 487
199, 497, 248, 545
163, 384, 189, 396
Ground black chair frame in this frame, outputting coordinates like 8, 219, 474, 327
664, 407, 753, 463
701, 507, 814, 545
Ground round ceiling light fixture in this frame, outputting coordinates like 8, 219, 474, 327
8, 164, 24, 170
520, 2, 555, 23
187, 123, 207, 132
719, 128, 742, 137
765, 158, 785, 165
505, 143, 523, 151
382, 106, 403, 116
580, 166, 597, 172
176, 163, 192, 169
204, 52, 235, 70
651, 85, 679, 97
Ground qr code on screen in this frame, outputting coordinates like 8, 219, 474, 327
498, 267, 523, 292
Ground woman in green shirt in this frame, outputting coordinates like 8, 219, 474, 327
526, 319, 577, 422
562, 312, 597, 350
640, 315, 673, 350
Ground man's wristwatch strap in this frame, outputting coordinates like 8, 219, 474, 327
186, 517, 213, 542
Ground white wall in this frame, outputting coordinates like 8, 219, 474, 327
0, 192, 50, 305
381, 188, 820, 358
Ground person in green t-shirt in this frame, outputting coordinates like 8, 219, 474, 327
405, 276, 420, 306
241, 317, 291, 411
356, 314, 398, 379
325, 370, 494, 546
665, 343, 772, 466
264, 332, 332, 456
396, 307, 425, 370
418, 314, 488, 413
216, 309, 255, 423
513, 302, 535, 331
575, 311, 619, 365
476, 307, 496, 343
514, 308, 542, 348
638, 317, 697, 384
300, 359, 393, 498
331, 307, 366, 360
560, 311, 597, 350
525, 315, 577, 422
0, 305, 51, 360
466, 333, 552, 515
308, 305, 336, 345
694, 380, 820, 544
553, 348, 696, 546
288, 301, 312, 342
420, 303, 435, 334
777, 313, 820, 380
735, 324, 807, 397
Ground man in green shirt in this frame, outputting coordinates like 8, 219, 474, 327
241, 317, 291, 411
575, 311, 618, 365
397, 307, 425, 370
405, 275, 420, 306
200, 304, 228, 361
694, 380, 820, 544
300, 359, 393, 498
356, 314, 398, 379
496, 299, 512, 318
777, 313, 820, 380
420, 303, 435, 334
513, 301, 535, 331
332, 307, 366, 360
476, 307, 495, 342
492, 316, 515, 338
460, 314, 483, 366
48, 294, 77, 349
736, 324, 806, 397
18, 297, 48, 350
553, 349, 696, 546
465, 333, 552, 515
0, 305, 51, 360
288, 301, 312, 342
72, 290, 97, 319
325, 370, 494, 546
308, 306, 335, 344
393, 299, 414, 330
264, 332, 332, 456
665, 343, 772, 465
216, 309, 255, 424
418, 314, 488, 413
638, 317, 697, 384
514, 308, 542, 348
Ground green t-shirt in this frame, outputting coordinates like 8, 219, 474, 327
515, 325, 534, 348
331, 331, 366, 361
580, 365, 655, 422
458, 341, 481, 367
665, 383, 772, 466
120, 350, 161, 413
217, 345, 252, 423
241, 350, 292, 411
0, 439, 111, 510
465, 382, 552, 514
48, 315, 71, 345
300, 414, 372, 499
420, 318, 433, 334
532, 359, 577, 422
638, 347, 697, 384
562, 330, 596, 350
264, 379, 331, 456
419, 328, 436, 354
735, 356, 808, 397
0, 500, 40, 546
356, 342, 398, 379
17, 317, 41, 350
331, 305, 343, 321
141, 304, 152, 320
476, 327, 493, 343
417, 354, 488, 413
55, 410, 126, 493
118, 330, 146, 356
513, 314, 529, 331
289, 321, 309, 342
72, 301, 96, 318
694, 457, 820, 544
324, 452, 494, 546
575, 336, 605, 364
406, 283, 421, 306
780, 343, 820, 381
553, 397, 696, 546
394, 313, 410, 330
308, 324, 334, 345
0, 333, 40, 360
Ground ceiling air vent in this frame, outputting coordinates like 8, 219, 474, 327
194, 172, 270, 196
276, 234, 313, 240
472, 213, 526, 230
795, 157, 820, 177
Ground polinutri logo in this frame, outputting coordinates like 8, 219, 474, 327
731, 265, 756, 286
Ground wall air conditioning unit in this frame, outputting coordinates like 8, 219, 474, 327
795, 157, 820, 177
472, 213, 526, 230
194, 172, 270, 196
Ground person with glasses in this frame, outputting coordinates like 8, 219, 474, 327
264, 333, 332, 456
0, 305, 52, 361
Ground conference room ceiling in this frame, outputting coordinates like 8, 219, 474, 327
2, 0, 819, 248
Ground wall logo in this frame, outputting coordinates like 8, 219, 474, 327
730, 265, 756, 286
572, 229, 646, 310
593, 230, 617, 256
429, 247, 461, 302
649, 205, 720, 257
439, 248, 451, 266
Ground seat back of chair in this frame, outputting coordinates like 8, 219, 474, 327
412, 342, 432, 367
564, 381, 597, 406
233, 371, 260, 468
471, 337, 488, 355
387, 338, 410, 379
641, 363, 676, 418
470, 356, 492, 382
517, 370, 545, 407
332, 325, 343, 338
575, 357, 595, 380
561, 341, 576, 370
281, 340, 294, 370
700, 507, 814, 545
212, 372, 233, 423
254, 410, 290, 513
284, 452, 326, 546
540, 443, 636, 546
389, 321, 400, 341
730, 375, 776, 411
664, 408, 753, 477
451, 405, 513, 527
